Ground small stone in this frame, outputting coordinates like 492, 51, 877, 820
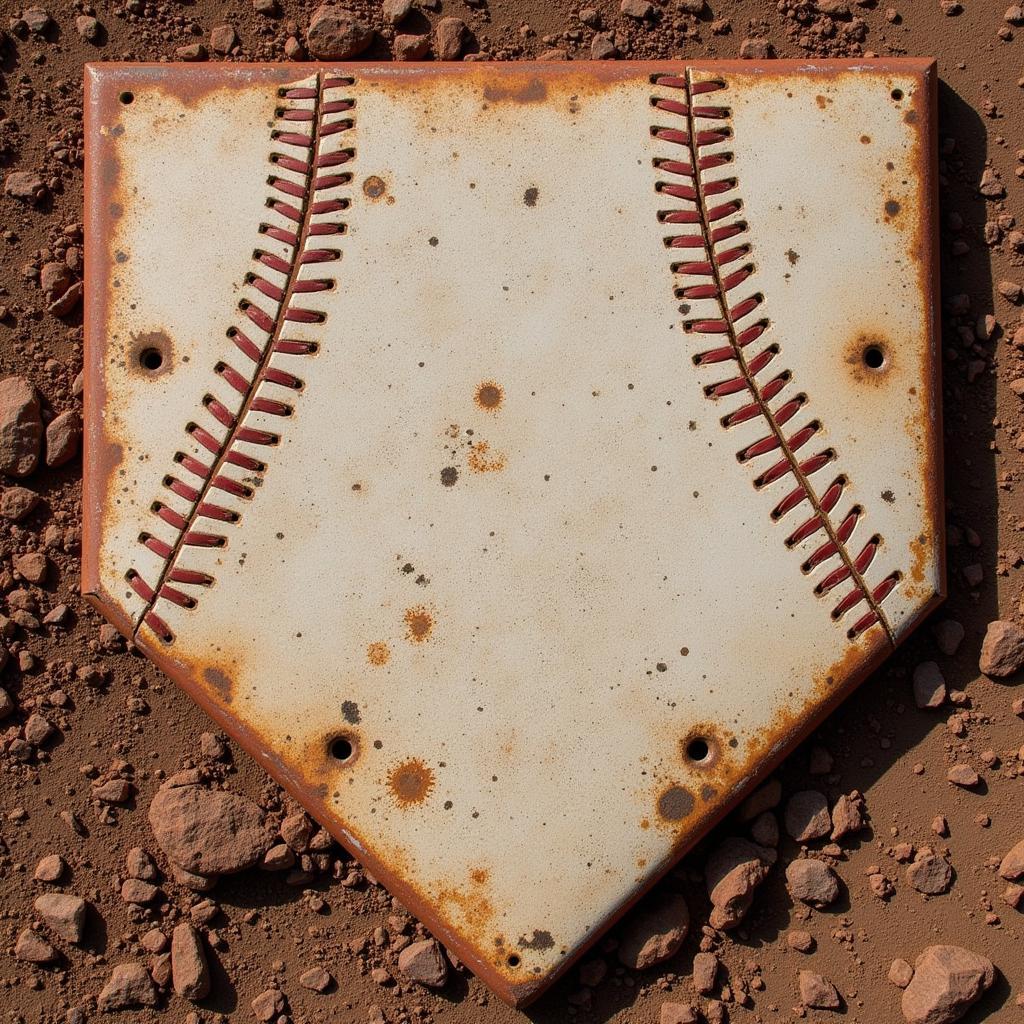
979, 620, 1024, 676
125, 847, 159, 882
932, 619, 964, 655
692, 951, 719, 994
946, 764, 979, 788
141, 928, 167, 953
394, 33, 430, 59
787, 929, 815, 953
170, 864, 219, 892
45, 410, 82, 467
799, 970, 841, 1010
705, 838, 772, 929
621, 0, 654, 16
738, 778, 782, 820
0, 377, 43, 477
93, 778, 133, 804
4, 172, 46, 204
739, 37, 772, 58
750, 810, 779, 847
590, 32, 618, 58
299, 966, 333, 992
830, 791, 866, 840
382, 0, 413, 23
15, 928, 58, 963
281, 811, 314, 852
913, 662, 946, 708
24, 712, 55, 744
906, 852, 953, 895
998, 838, 1024, 879
786, 859, 840, 907
262, 843, 296, 870
34, 854, 65, 882
98, 963, 158, 1010
900, 946, 995, 1024
251, 988, 286, 1021
1008, 5, 1024, 24
869, 872, 895, 899
0, 486, 39, 521
0, 687, 13, 719
890, 958, 914, 987
397, 938, 449, 988
435, 16, 467, 60
932, 815, 949, 837
785, 790, 831, 842
306, 4, 374, 59
176, 43, 207, 60
171, 923, 210, 1000
15, 552, 48, 584
34, 892, 87, 943
661, 1002, 702, 1024
979, 168, 1005, 198
617, 892, 689, 969
121, 878, 160, 905
210, 23, 238, 53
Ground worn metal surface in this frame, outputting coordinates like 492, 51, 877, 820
83, 60, 942, 1007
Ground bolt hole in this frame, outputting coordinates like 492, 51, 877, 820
890, 88, 903, 101
119, 91, 134, 105
686, 737, 711, 762
506, 955, 521, 968
139, 347, 164, 372
862, 344, 885, 370
329, 736, 354, 762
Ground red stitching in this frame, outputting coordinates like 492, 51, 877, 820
126, 73, 351, 643
654, 72, 900, 644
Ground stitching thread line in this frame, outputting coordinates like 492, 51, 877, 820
126, 72, 354, 643
653, 72, 899, 646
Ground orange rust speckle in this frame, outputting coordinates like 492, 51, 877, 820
470, 868, 489, 885
467, 441, 507, 474
388, 757, 436, 806
474, 380, 504, 412
844, 331, 893, 386
367, 641, 391, 666
363, 175, 387, 199
403, 605, 435, 643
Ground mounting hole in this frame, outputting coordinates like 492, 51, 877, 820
686, 737, 711, 762
890, 88, 903, 101
862, 344, 886, 370
506, 954, 521, 968
119, 91, 134, 105
139, 347, 164, 372
329, 736, 355, 762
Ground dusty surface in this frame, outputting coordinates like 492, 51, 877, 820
0, 2, 1023, 1023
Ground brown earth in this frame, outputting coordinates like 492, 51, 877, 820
1, 1, 1024, 1023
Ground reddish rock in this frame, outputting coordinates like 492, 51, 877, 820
383, 0, 413, 23
786, 858, 840, 907
906, 852, 953, 895
660, 1002, 701, 1024
98, 963, 158, 1010
121, 878, 160, 904
692, 951, 719, 994
787, 929, 815, 952
14, 551, 47, 584
394, 33, 430, 60
617, 892, 689, 969
397, 937, 449, 988
890, 958, 915, 988
15, 928, 57, 963
799, 970, 841, 1009
913, 662, 947, 708
740, 37, 772, 58
210, 23, 238, 53
3, 171, 46, 203
705, 838, 772, 929
979, 620, 1024, 676
998, 838, 1024, 879
784, 790, 831, 842
830, 791, 866, 840
299, 966, 333, 992
34, 854, 65, 882
34, 892, 87, 943
0, 377, 43, 477
171, 923, 210, 1000
591, 32, 618, 58
148, 782, 269, 875
901, 946, 995, 1024
45, 410, 81, 467
946, 764, 979, 788
932, 619, 964, 656
280, 811, 314, 852
0, 486, 39, 521
305, 4, 373, 59
126, 847, 159, 882
252, 987, 287, 1020
435, 16, 467, 60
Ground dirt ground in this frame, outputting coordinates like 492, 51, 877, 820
1, 0, 1023, 1022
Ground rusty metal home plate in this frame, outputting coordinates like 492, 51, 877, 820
83, 60, 943, 1006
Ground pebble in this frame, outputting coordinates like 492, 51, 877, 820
660, 1002, 702, 1024
171, 923, 211, 1000
305, 4, 373, 59
397, 937, 449, 987
617, 892, 689, 969
45, 410, 81, 467
932, 619, 964, 656
978, 620, 1024, 676
784, 790, 831, 842
435, 16, 467, 60
900, 946, 995, 1024
799, 970, 841, 1009
692, 950, 719, 994
889, 958, 914, 988
394, 33, 430, 59
830, 791, 866, 840
97, 963, 158, 1010
906, 852, 953, 895
3, 171, 46, 203
33, 854, 65, 882
126, 847, 159, 882
0, 377, 43, 477
0, 485, 39, 521
34, 892, 87, 943
786, 858, 840, 907
947, 764, 979, 788
998, 838, 1024, 879
299, 966, 333, 992
121, 878, 160, 904
251, 988, 287, 1021
15, 927, 58, 963
210, 23, 238, 53
382, 0, 413, 23
787, 929, 815, 953
913, 662, 947, 708
705, 837, 773, 929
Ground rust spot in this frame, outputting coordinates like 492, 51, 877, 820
656, 785, 695, 822
470, 868, 489, 885
904, 108, 918, 124
388, 757, 435, 806
467, 441, 506, 474
367, 641, 391, 666
517, 929, 554, 951
885, 199, 901, 218
129, 329, 173, 377
815, 94, 829, 110
523, 187, 539, 207
482, 77, 547, 105
474, 380, 504, 412
203, 666, 233, 703
341, 700, 361, 724
785, 248, 800, 265
845, 332, 892, 384
859, 134, 871, 144
363, 175, 387, 200
403, 605, 434, 643
440, 466, 459, 487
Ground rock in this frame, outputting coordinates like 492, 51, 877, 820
787, 929, 815, 952
621, 0, 654, 16
692, 951, 719, 994
49, 281, 82, 316
750, 810, 779, 847
93, 779, 133, 804
397, 938, 450, 988
906, 852, 953, 895
75, 14, 101, 40
830, 791, 866, 840
946, 764, 979, 788
617, 892, 689, 969
176, 42, 207, 60
786, 859, 840, 907
979, 168, 1005, 198
394, 33, 430, 59
121, 878, 160, 904
305, 4, 373, 59
890, 959, 915, 988
979, 620, 1024, 676
932, 619, 964, 656
4, 171, 46, 204
799, 970, 841, 1009
435, 16, 467, 60
148, 782, 268, 875
705, 838, 772, 929
98, 963, 158, 1010
199, 732, 227, 759
591, 32, 618, 58
0, 687, 14, 719
171, 923, 210, 1000
252, 988, 287, 1021
262, 843, 296, 870
784, 790, 831, 842
998, 838, 1024, 879
0, 486, 39, 521
740, 37, 772, 58
15, 928, 58, 963
34, 892, 87, 943
45, 411, 81, 467
299, 966, 333, 992
661, 1002, 702, 1024
34, 854, 65, 882
15, 552, 48, 584
151, 952, 172, 988
913, 662, 946, 708
280, 811, 314, 852
737, 778, 782, 820
24, 712, 55, 744
0, 377, 43, 477
901, 946, 995, 1024
210, 23, 238, 53
869, 872, 895, 899
383, 0, 413, 22
170, 863, 219, 892
126, 847, 159, 882
23, 6, 51, 32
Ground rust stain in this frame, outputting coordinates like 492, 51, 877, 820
474, 380, 505, 413
470, 868, 489, 885
467, 441, 507, 474
128, 329, 174, 377
440, 466, 459, 487
388, 757, 436, 806
482, 77, 548, 105
203, 666, 234, 703
403, 605, 435, 643
518, 929, 555, 951
844, 331, 893, 386
363, 175, 387, 200
656, 785, 695, 822
367, 640, 391, 666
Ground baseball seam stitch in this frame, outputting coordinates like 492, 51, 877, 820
125, 71, 354, 643
653, 71, 899, 645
